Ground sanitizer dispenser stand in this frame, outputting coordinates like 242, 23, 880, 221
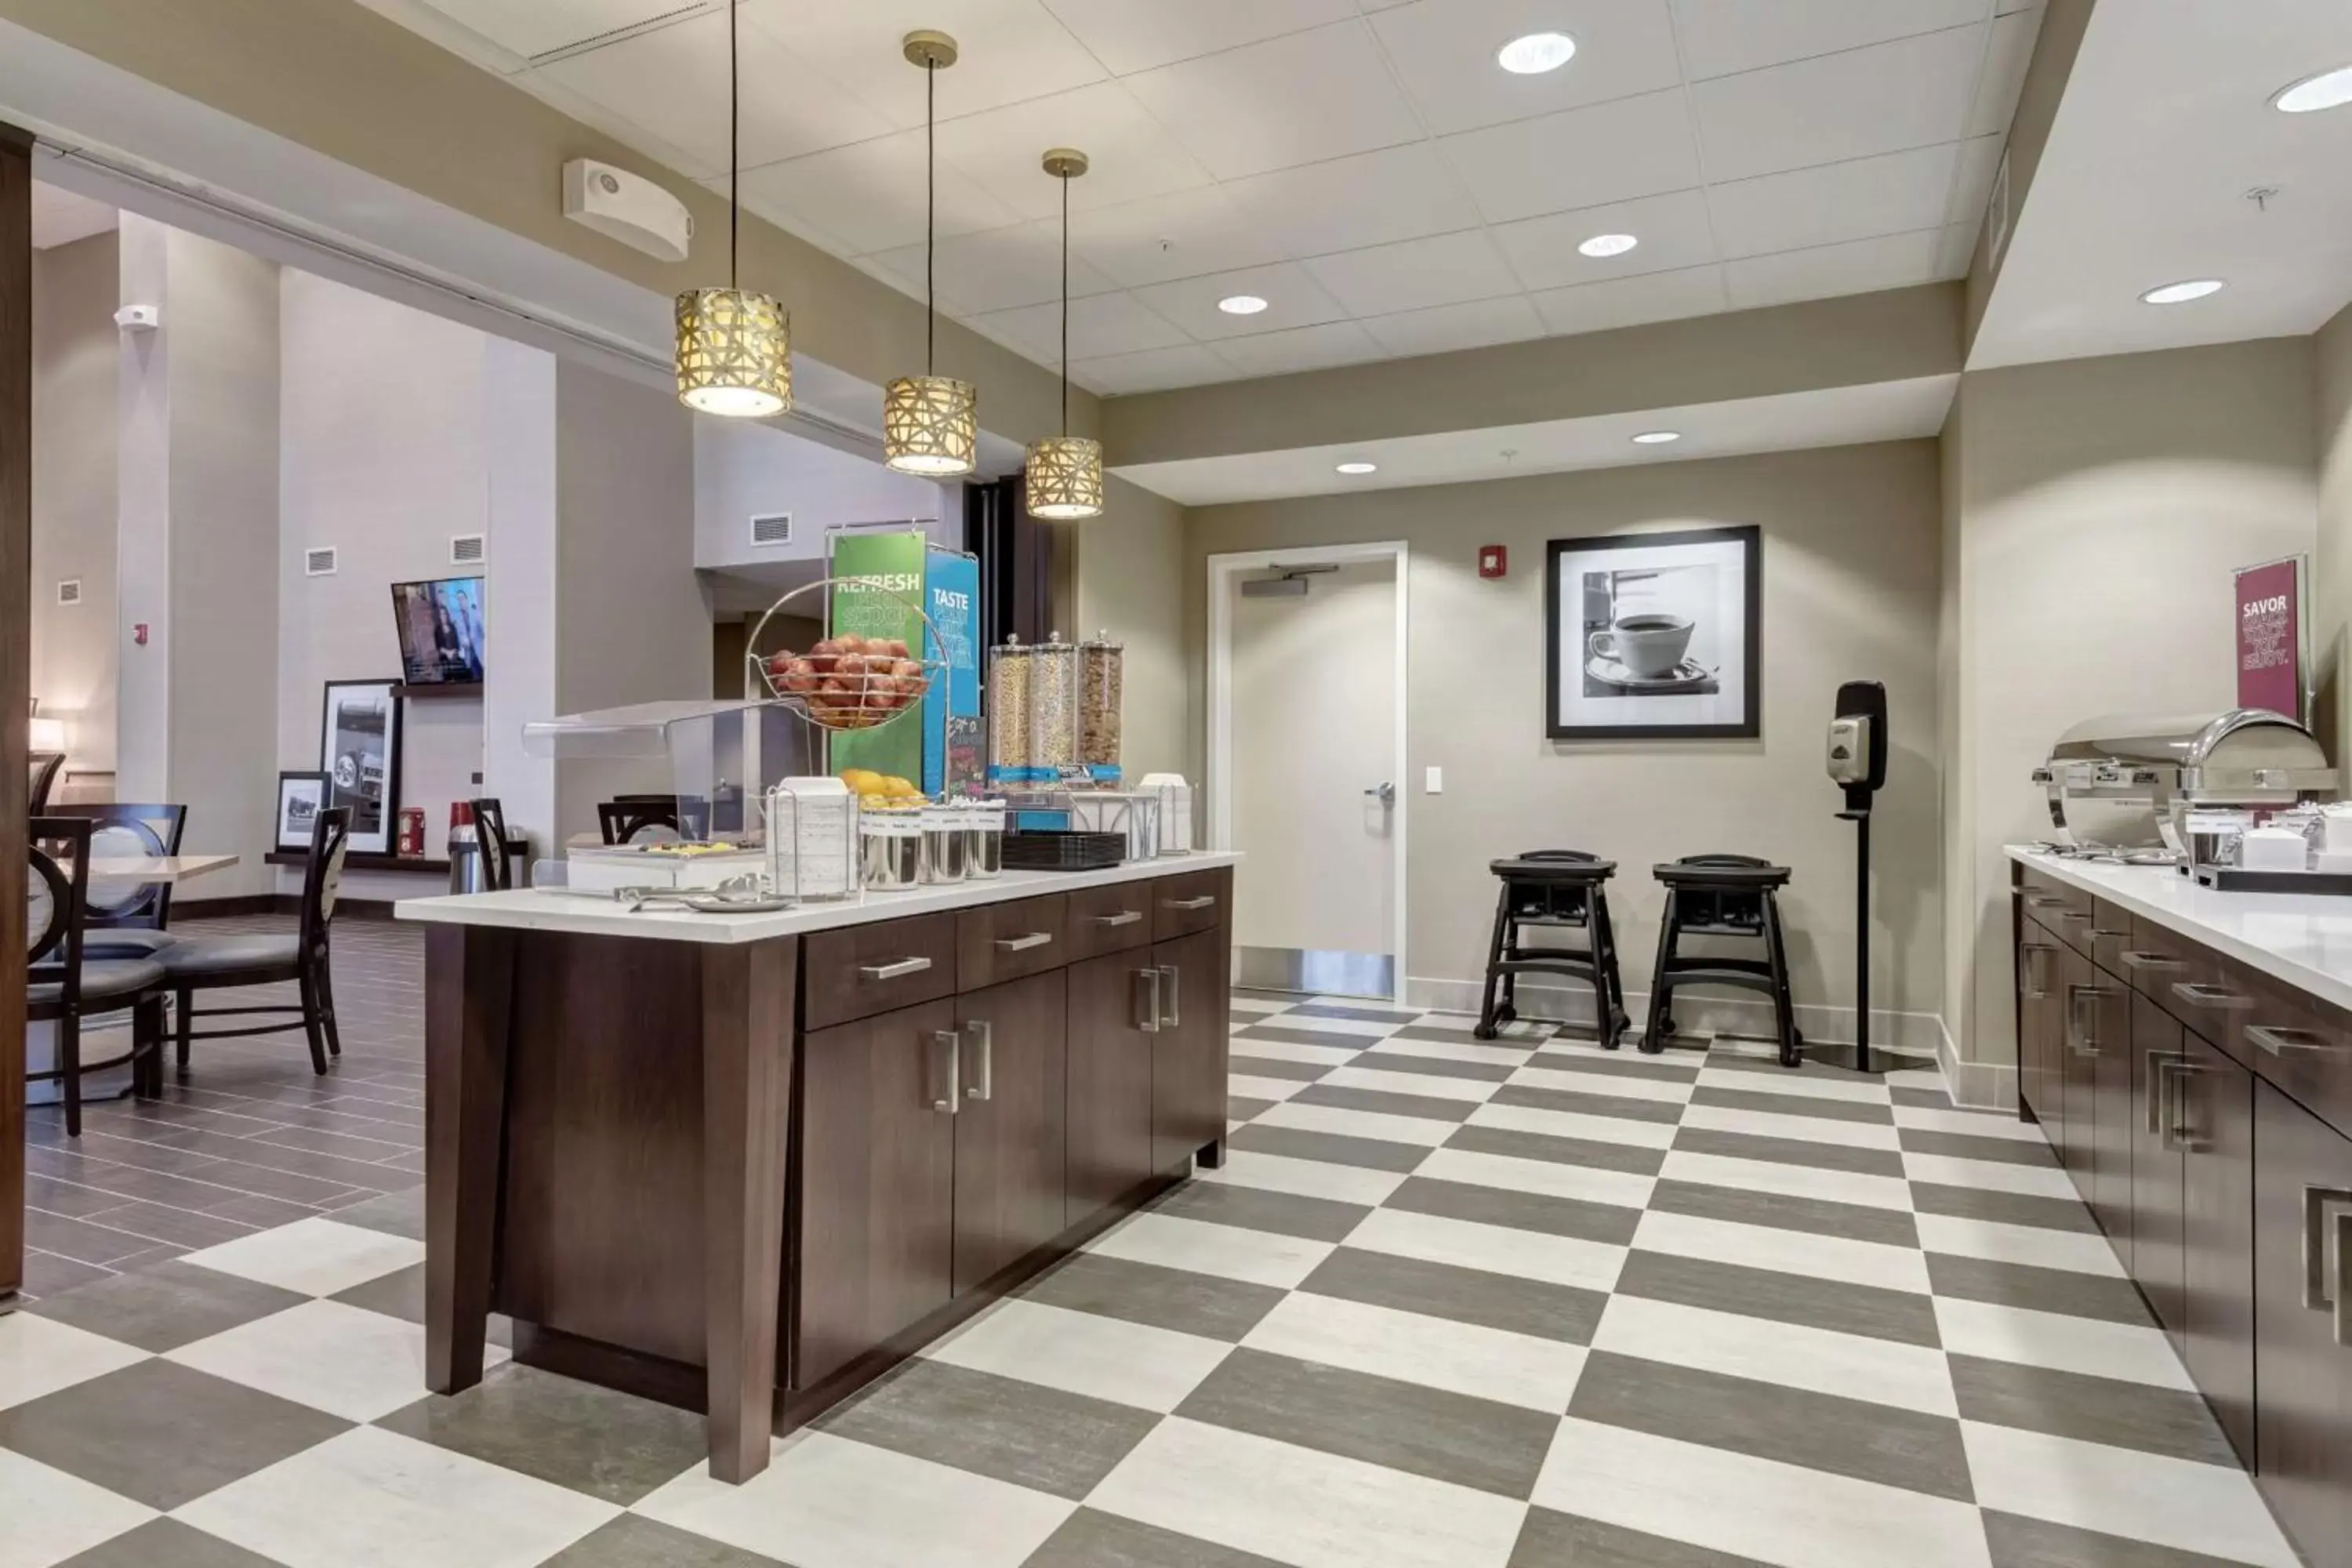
1828, 681, 1889, 1073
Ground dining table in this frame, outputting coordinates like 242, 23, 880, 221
80, 853, 241, 884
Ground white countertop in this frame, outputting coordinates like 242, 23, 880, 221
2009, 845, 2352, 1013
394, 851, 1241, 946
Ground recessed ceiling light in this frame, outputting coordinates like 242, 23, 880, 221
2274, 64, 2352, 113
2140, 279, 2225, 305
1497, 31, 1576, 74
1631, 430, 1681, 445
1336, 461, 1377, 475
1218, 294, 1269, 315
1578, 233, 1638, 258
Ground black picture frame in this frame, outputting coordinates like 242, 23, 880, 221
318, 678, 403, 855
1544, 524, 1762, 741
274, 771, 329, 852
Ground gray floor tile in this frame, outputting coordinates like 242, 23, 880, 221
1670, 1126, 1909, 1177
55, 1518, 286, 1568
1897, 1127, 2060, 1166
1647, 1178, 1921, 1248
1226, 1094, 1277, 1123
19, 1247, 115, 1298
1024, 1508, 1291, 1568
25, 1258, 308, 1352
74, 1198, 262, 1252
1286, 1004, 1423, 1024
325, 1185, 426, 1240
1356, 1051, 1519, 1084
1226, 1123, 1431, 1173
21, 1210, 172, 1268
1384, 1174, 1643, 1247
1290, 1082, 1479, 1123
1569, 1350, 1972, 1502
1509, 1507, 1775, 1567
1018, 1253, 1285, 1342
1445, 1123, 1668, 1177
1613, 1249, 1941, 1347
1230, 1025, 1372, 1051
1518, 1051, 1698, 1083
540, 1515, 789, 1566
1220, 1054, 1330, 1083
1890, 1084, 1960, 1109
25, 1174, 133, 1219
1490, 1081, 1687, 1124
1948, 1355, 2239, 1466
0, 1359, 352, 1510
1149, 1179, 1371, 1243
818, 1359, 1160, 1501
1299, 1246, 1607, 1345
1176, 1347, 1557, 1498
1709, 1053, 1887, 1088
325, 1260, 510, 1345
1926, 1254, 2156, 1326
1687, 1083, 1895, 1124
376, 1362, 711, 1505
1909, 1181, 2103, 1234
1980, 1508, 2264, 1568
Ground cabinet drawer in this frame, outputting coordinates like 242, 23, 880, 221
2090, 896, 2135, 978
2122, 913, 2199, 1011
2231, 965, 2352, 1145
2018, 869, 2094, 954
1152, 867, 1229, 942
1065, 881, 1155, 960
956, 895, 1069, 990
804, 913, 959, 1032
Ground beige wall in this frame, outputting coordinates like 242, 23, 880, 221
2315, 303, 2352, 760
1185, 442, 1946, 1041
30, 229, 117, 777
1073, 475, 1186, 782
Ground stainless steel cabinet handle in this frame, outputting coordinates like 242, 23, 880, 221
2020, 941, 2056, 1000
2055, 909, 2091, 924
994, 931, 1054, 952
2064, 985, 2096, 1058
1164, 895, 1218, 911
2145, 1051, 2187, 1136
2022, 893, 2067, 908
930, 1029, 961, 1114
2339, 1212, 2352, 1349
964, 1018, 993, 1103
862, 956, 935, 981
1136, 968, 1162, 1034
2162, 1061, 2208, 1153
2171, 982, 2253, 1011
2122, 951, 2184, 972
2090, 927, 2131, 941
1159, 964, 1182, 1028
2249, 1024, 2342, 1056
1091, 910, 1143, 927
2302, 1187, 2352, 1345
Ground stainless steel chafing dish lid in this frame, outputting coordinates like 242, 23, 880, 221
2031, 709, 2335, 797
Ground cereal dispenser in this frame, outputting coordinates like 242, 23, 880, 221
1077, 632, 1124, 786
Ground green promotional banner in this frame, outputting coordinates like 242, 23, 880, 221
826, 529, 928, 786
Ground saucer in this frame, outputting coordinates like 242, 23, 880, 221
1586, 654, 1719, 693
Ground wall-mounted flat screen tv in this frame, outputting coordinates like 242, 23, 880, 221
391, 577, 486, 686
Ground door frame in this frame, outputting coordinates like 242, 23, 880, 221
1206, 540, 1409, 1004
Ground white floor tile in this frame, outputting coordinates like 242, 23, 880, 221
1228, 1073, 1307, 1104
1088, 1417, 1526, 1568
1404, 1014, 1550, 1041
1534, 1417, 1991, 1568
1253, 1099, 1457, 1148
167, 1299, 503, 1422
1344, 1206, 1626, 1293
1197, 1151, 1410, 1207
1592, 1294, 1956, 1417
1243, 1290, 1586, 1413
177, 1217, 426, 1298
1657, 1150, 1915, 1211
1693, 1067, 1889, 1105
1536, 1040, 1699, 1071
176, 1425, 618, 1568
0, 1448, 155, 1568
1679, 1102, 1904, 1150
1414, 1146, 1656, 1211
635, 1430, 1074, 1568
1229, 1038, 1361, 1068
924, 1300, 1229, 1413
1903, 1152, 2079, 1200
1320, 1065, 1497, 1104
1510, 1064, 1693, 1105
1366, 1036, 1536, 1068
1466, 1101, 1680, 1150
1631, 1208, 1931, 1294
1960, 1421, 2299, 1568
1911, 1212, 2125, 1277
1893, 1105, 2049, 1143
1229, 996, 1291, 1014
1933, 1298, 2194, 1390
1087, 1211, 1336, 1290
0, 1312, 147, 1412
1256, 1014, 1401, 1040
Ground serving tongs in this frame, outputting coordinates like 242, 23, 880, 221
613, 874, 796, 914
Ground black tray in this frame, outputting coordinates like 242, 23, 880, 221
2192, 865, 2352, 895
1003, 831, 1127, 870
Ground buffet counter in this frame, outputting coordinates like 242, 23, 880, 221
397, 855, 1237, 1484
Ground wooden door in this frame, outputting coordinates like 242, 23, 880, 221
2018, 924, 2063, 1135
2255, 1080, 2352, 1567
1, 130, 29, 1308
2060, 945, 2098, 1207
2089, 966, 2134, 1250
1150, 927, 1229, 1175
2178, 1031, 2256, 1467
794, 1000, 956, 1389
953, 971, 1067, 1294
1066, 951, 1159, 1225
2130, 993, 2186, 1342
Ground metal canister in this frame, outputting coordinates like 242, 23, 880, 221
964, 799, 1005, 879
861, 811, 922, 889
920, 804, 966, 884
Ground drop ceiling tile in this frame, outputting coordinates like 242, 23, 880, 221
419, 0, 716, 61
868, 220, 1120, 314
1530, 263, 1728, 335
1068, 185, 1292, 287
1131, 261, 1349, 339
971, 290, 1190, 359
1302, 230, 1522, 316
1077, 343, 1240, 394
733, 131, 1023, 255
1212, 320, 1385, 376
1369, 0, 1682, 135
1123, 22, 1425, 179
1947, 132, 2003, 228
1968, 6, 2042, 136
1361, 295, 1548, 357
739, 0, 1107, 128
1225, 143, 1487, 259
1042, 0, 1359, 74
1691, 25, 1983, 182
1705, 141, 1958, 260
1668, 0, 1989, 80
535, 9, 890, 180
1439, 89, 1701, 224
1934, 219, 1980, 279
937, 83, 1216, 220
1490, 188, 1716, 292
1724, 227, 1939, 308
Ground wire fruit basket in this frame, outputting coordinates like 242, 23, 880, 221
746, 576, 949, 735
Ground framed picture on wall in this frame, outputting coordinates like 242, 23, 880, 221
1544, 524, 1762, 741
318, 678, 403, 855
274, 771, 329, 851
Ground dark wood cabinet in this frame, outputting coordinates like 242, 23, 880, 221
1150, 927, 1229, 1174
952, 971, 1067, 1294
2178, 1030, 2256, 1467
2059, 945, 2098, 1203
2018, 920, 2063, 1134
2130, 992, 2187, 1341
2256, 1080, 2352, 1567
2089, 964, 2134, 1252
1065, 951, 1159, 1223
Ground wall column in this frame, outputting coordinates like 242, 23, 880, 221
2, 125, 32, 1308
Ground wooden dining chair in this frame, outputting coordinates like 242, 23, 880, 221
469, 797, 514, 891
598, 794, 695, 844
50, 802, 189, 960
27, 817, 170, 1136
28, 750, 64, 815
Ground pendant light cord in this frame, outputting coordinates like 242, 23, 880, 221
1059, 170, 1070, 434
728, 0, 739, 289
925, 57, 937, 376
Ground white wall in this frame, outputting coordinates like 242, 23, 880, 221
1074, 475, 1186, 780
2314, 303, 2352, 759
481, 337, 559, 853
694, 417, 949, 571
30, 230, 118, 778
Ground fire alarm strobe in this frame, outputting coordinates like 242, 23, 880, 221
1478, 545, 1508, 579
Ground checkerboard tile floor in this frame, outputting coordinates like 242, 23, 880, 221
1, 991, 2303, 1567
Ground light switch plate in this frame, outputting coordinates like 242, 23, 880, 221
1425, 767, 1443, 794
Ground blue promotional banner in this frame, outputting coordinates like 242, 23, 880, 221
924, 547, 982, 795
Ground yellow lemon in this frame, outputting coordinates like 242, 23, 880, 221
839, 768, 882, 792
884, 776, 919, 797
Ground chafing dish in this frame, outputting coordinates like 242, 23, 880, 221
2032, 709, 2336, 856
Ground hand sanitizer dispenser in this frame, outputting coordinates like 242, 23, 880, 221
1831, 680, 1889, 1072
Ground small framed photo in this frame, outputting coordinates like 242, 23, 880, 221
275, 771, 329, 851
1545, 524, 1762, 741
318, 678, 403, 855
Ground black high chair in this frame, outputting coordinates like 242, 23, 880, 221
1475, 851, 1631, 1046
1644, 854, 1801, 1065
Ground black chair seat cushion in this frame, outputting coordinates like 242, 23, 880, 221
31, 958, 168, 1011
80, 929, 180, 958
159, 932, 303, 982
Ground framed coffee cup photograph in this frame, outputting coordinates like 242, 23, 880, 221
1544, 524, 1760, 740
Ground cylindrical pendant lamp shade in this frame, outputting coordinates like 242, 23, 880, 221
882, 374, 978, 475
675, 288, 791, 418
1025, 434, 1103, 519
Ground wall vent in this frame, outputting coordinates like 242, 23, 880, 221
56, 579, 82, 605
451, 533, 488, 567
750, 513, 793, 548
305, 546, 339, 578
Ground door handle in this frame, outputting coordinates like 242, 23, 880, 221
963, 1018, 993, 1103
2020, 942, 2056, 1000
2301, 1186, 2352, 1345
994, 931, 1054, 953
2090, 927, 2131, 941
1365, 782, 1396, 808
1164, 895, 1218, 911
930, 1029, 961, 1114
2145, 1050, 2187, 1136
2162, 1060, 2209, 1153
2064, 985, 2103, 1058
1091, 909, 1142, 927
1159, 964, 1181, 1028
2249, 1024, 2344, 1056
2122, 950, 2184, 973
1135, 968, 1162, 1034
2171, 982, 2253, 1012
863, 956, 935, 982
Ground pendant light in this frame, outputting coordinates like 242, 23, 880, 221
1025, 148, 1104, 521
674, 0, 790, 417
883, 30, 978, 476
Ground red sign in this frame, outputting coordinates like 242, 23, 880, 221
1478, 545, 1507, 579
2234, 557, 2304, 719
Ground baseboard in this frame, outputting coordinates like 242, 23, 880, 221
1403, 974, 1941, 1061
1937, 1019, 2019, 1112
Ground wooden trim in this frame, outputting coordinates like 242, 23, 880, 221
2, 132, 30, 1305
265, 849, 452, 873
424, 924, 516, 1392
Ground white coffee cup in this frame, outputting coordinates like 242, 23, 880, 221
1589, 614, 1694, 678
